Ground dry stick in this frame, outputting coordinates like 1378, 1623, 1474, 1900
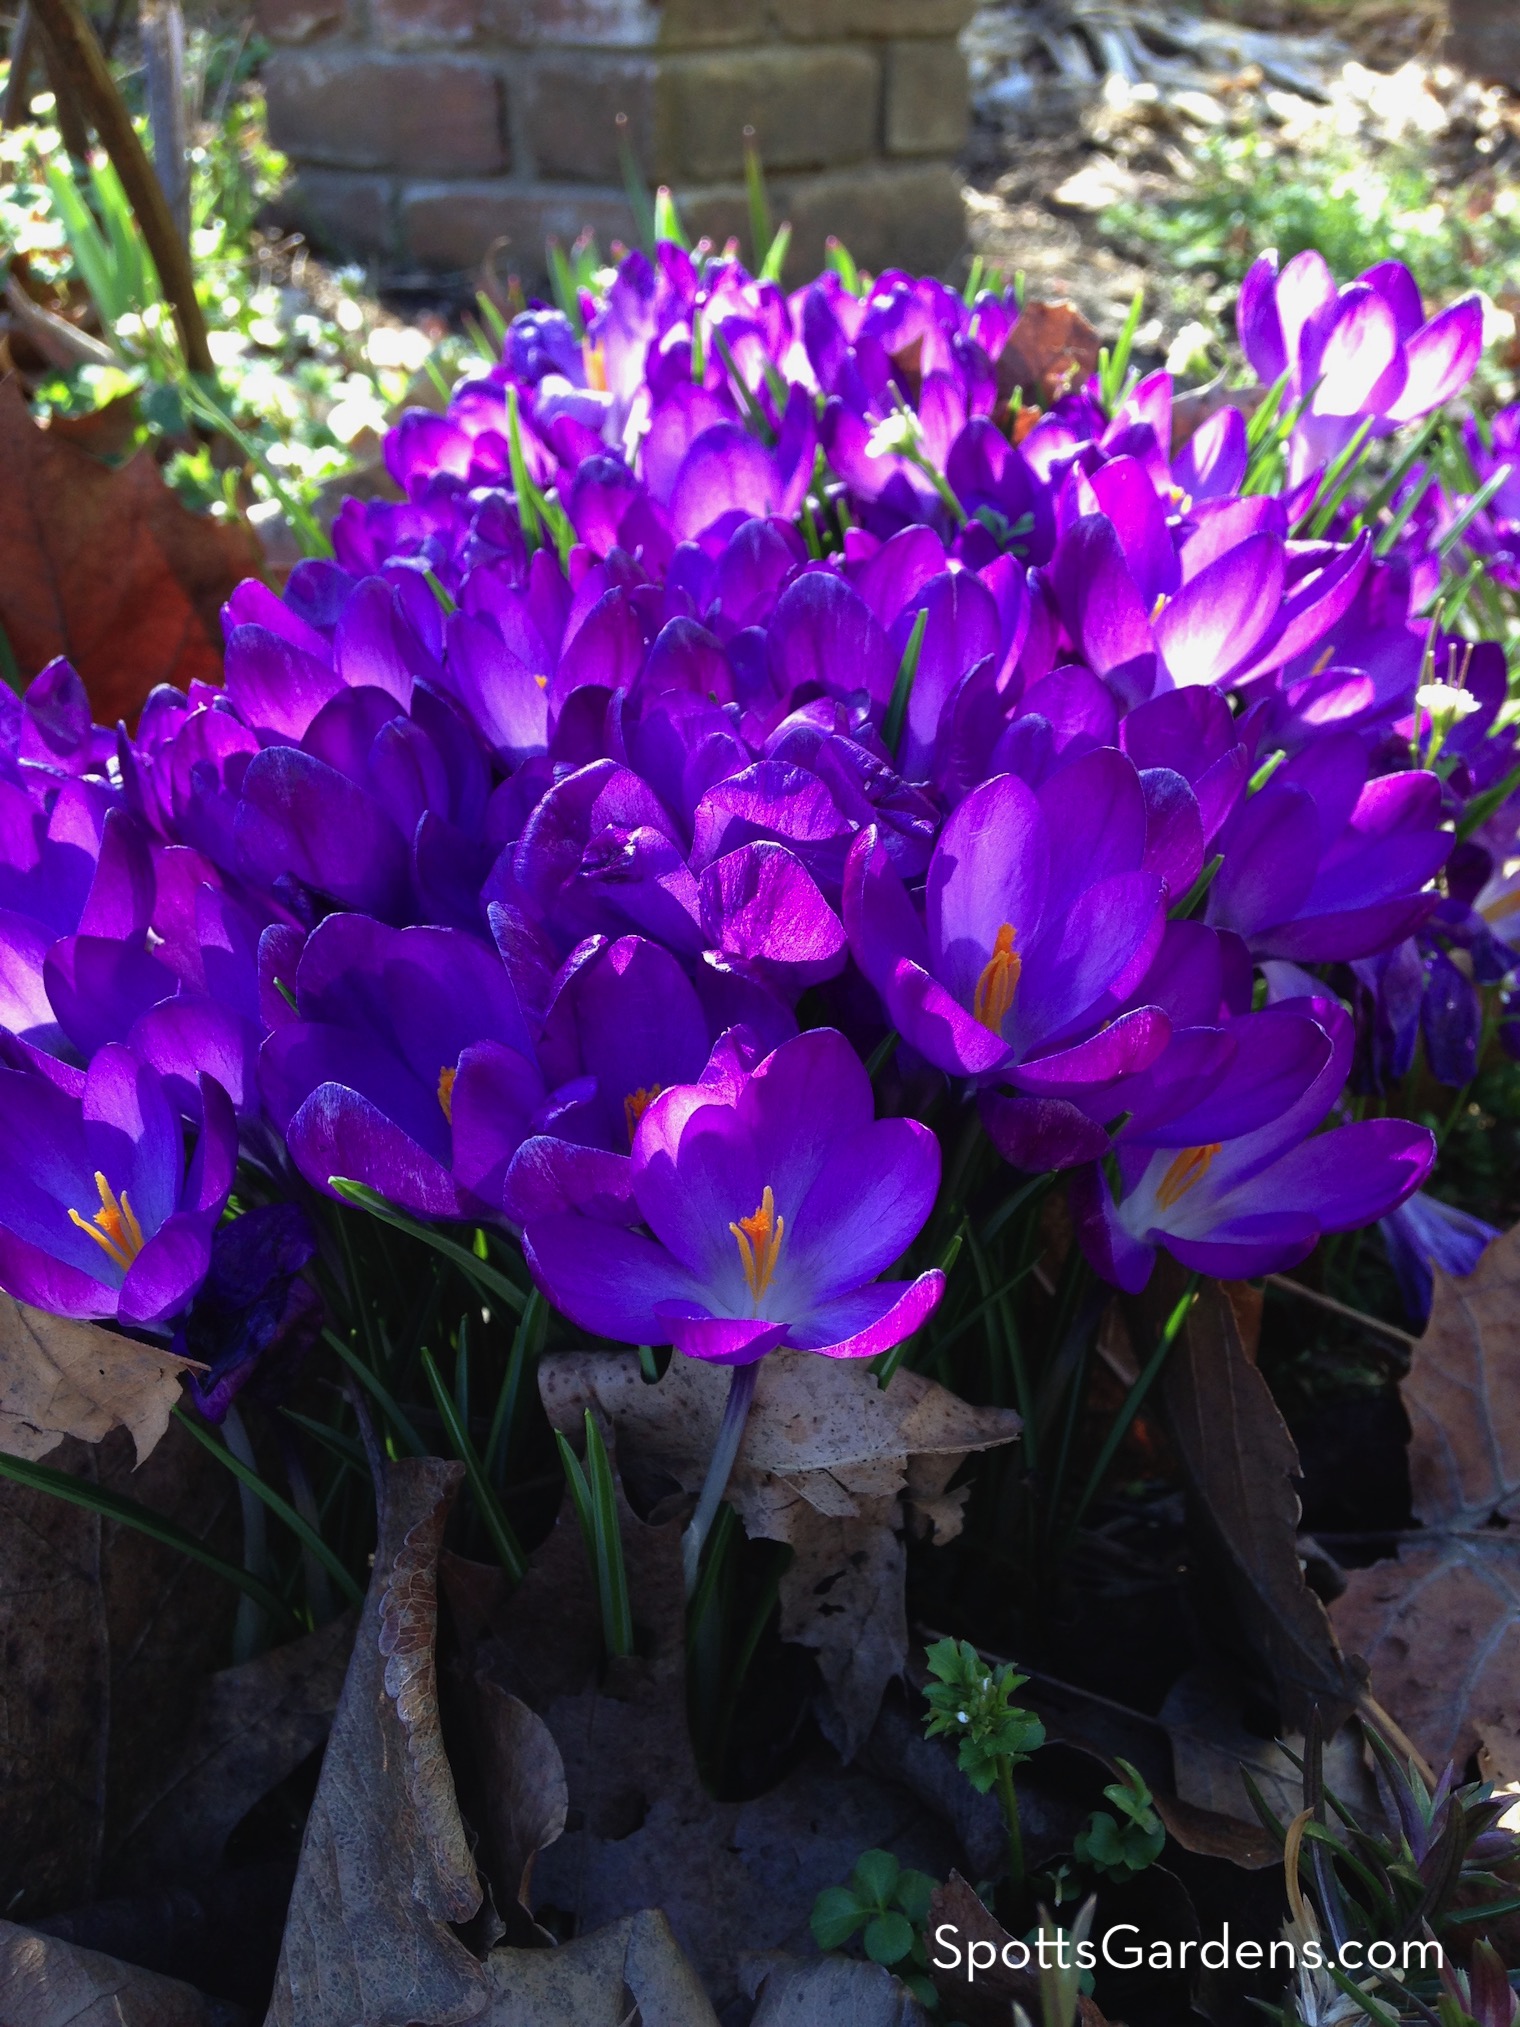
2, 2, 38, 129
1263, 1272, 1418, 1352
31, 8, 92, 162
28, 0, 213, 373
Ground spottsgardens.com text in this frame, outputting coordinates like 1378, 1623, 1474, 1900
931, 1924, 1444, 1981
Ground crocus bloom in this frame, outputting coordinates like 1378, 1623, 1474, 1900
523, 1026, 944, 1365
0, 1043, 236, 1326
1380, 1188, 1499, 1323
844, 753, 1167, 1096
1072, 998, 1434, 1290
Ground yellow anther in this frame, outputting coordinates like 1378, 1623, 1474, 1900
583, 342, 608, 393
972, 923, 1022, 1035
1155, 1142, 1222, 1211
730, 1184, 784, 1308
68, 1171, 146, 1274
623, 1084, 663, 1148
438, 1064, 458, 1123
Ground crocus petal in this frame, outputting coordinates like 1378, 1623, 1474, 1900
786, 1270, 944, 1359
525, 1214, 706, 1340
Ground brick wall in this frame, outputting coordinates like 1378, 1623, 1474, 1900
257, 0, 972, 283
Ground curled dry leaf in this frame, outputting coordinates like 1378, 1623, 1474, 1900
113, 1611, 356, 1888
925, 1874, 1113, 2027
482, 1908, 717, 2026
538, 1349, 1021, 1756
1334, 1224, 1520, 1781
1158, 1276, 1363, 1731
0, 1917, 240, 2027
0, 1291, 200, 1464
264, 1457, 488, 2027
0, 376, 261, 723
466, 1665, 568, 1940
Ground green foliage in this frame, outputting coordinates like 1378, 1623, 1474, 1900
921, 1636, 1045, 1796
1072, 1759, 1165, 1882
1103, 122, 1520, 313
810, 1849, 939, 2007
555, 1409, 634, 1659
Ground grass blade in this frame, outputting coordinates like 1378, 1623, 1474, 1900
881, 607, 928, 759
421, 1347, 526, 1582
325, 1329, 427, 1457
328, 1178, 526, 1314
173, 1406, 364, 1606
584, 1411, 633, 1655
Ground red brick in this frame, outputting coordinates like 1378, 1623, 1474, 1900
884, 37, 969, 156
768, 0, 975, 38
281, 170, 397, 259
264, 53, 508, 176
1446, 0, 1520, 85
660, 47, 880, 181
253, 0, 344, 43
521, 54, 657, 183
399, 180, 637, 274
771, 161, 967, 280
478, 0, 663, 46
372, 0, 484, 49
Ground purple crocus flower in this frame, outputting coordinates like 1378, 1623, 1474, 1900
0, 1042, 236, 1325
844, 754, 1169, 1152
523, 1025, 943, 1366
1206, 733, 1449, 960
179, 1202, 323, 1423
1380, 1187, 1499, 1324
1237, 252, 1483, 482
1072, 998, 1434, 1290
259, 913, 545, 1218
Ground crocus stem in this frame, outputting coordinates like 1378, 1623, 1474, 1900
996, 1752, 1025, 1902
682, 1360, 759, 1598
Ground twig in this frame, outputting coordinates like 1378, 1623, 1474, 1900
1264, 1273, 1418, 1351
28, 0, 213, 373
2, 2, 37, 130
4, 272, 118, 367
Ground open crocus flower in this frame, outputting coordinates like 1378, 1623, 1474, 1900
522, 1026, 944, 1367
0, 1042, 236, 1326
1071, 998, 1434, 1291
844, 752, 1168, 1104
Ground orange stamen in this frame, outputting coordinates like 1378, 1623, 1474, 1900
972, 923, 1022, 1035
1155, 1143, 1221, 1210
68, 1172, 146, 1274
438, 1064, 457, 1123
623, 1084, 662, 1148
730, 1184, 784, 1307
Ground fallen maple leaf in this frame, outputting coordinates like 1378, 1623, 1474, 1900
0, 376, 261, 725
0, 1290, 198, 1464
1333, 1224, 1520, 1781
538, 1350, 1022, 1756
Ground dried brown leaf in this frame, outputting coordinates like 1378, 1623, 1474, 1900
996, 299, 1103, 408
538, 1350, 1021, 1754
0, 1919, 240, 2027
747, 1954, 930, 2025
113, 1611, 356, 1888
481, 1464, 958, 2012
1331, 1224, 1520, 1780
264, 1457, 488, 2027
482, 1908, 716, 2025
1160, 1277, 1363, 1729
1333, 1536, 1520, 1782
1405, 1220, 1520, 1526
0, 1422, 238, 1920
925, 1874, 1113, 2026
468, 1666, 568, 1923
0, 1291, 198, 1464
0, 375, 261, 723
